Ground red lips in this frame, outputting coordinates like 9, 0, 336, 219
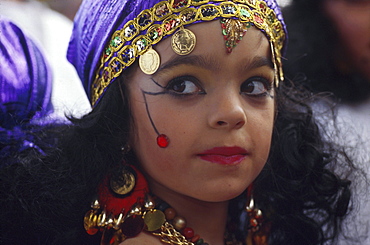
197, 147, 248, 165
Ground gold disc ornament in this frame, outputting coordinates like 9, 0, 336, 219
144, 209, 166, 231
139, 47, 160, 75
83, 210, 98, 235
171, 28, 196, 56
110, 168, 136, 195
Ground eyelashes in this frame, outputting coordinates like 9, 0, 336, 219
145, 75, 273, 98
163, 76, 206, 97
241, 76, 274, 98
143, 76, 206, 97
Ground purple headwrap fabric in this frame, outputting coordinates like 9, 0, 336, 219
0, 18, 52, 156
67, 0, 154, 97
0, 18, 52, 129
68, 0, 287, 103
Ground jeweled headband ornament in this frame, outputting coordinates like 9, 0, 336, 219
67, 0, 287, 107
221, 18, 250, 53
91, 0, 286, 106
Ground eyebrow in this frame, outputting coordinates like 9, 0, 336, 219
245, 56, 274, 70
155, 54, 274, 75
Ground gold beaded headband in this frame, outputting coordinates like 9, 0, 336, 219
92, 0, 286, 106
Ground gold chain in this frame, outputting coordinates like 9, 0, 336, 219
152, 222, 195, 245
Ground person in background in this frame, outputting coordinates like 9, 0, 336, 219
0, 0, 90, 120
282, 0, 370, 244
283, 0, 370, 104
0, 18, 53, 158
45, 0, 82, 21
282, 0, 370, 140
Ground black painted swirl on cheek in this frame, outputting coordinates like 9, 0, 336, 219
140, 79, 169, 148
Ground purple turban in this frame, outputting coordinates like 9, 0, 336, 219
68, 0, 155, 97
68, 0, 287, 104
0, 18, 52, 156
0, 18, 52, 129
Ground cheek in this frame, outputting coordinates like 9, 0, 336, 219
236, 103, 274, 185
129, 100, 199, 193
129, 97, 191, 165
250, 110, 274, 159
129, 92, 163, 168
130, 102, 174, 188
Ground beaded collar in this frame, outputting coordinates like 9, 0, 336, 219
84, 165, 267, 244
91, 0, 286, 106
84, 194, 257, 244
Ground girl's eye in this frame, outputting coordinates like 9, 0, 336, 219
165, 76, 204, 95
241, 77, 272, 97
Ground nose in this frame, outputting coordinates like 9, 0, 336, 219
208, 90, 247, 130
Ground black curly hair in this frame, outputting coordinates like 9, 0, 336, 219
0, 72, 355, 244
282, 0, 370, 104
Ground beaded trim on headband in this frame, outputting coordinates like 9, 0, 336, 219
92, 0, 285, 106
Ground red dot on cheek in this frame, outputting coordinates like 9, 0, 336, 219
157, 134, 169, 148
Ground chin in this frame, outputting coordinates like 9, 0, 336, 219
195, 184, 248, 203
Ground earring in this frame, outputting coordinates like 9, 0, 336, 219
110, 165, 136, 196
83, 199, 100, 235
84, 163, 150, 244
246, 184, 270, 245
101, 164, 149, 216
246, 184, 263, 232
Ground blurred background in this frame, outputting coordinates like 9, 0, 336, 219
0, 0, 91, 120
44, 0, 83, 20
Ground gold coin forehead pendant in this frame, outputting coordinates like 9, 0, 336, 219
139, 47, 161, 75
171, 26, 196, 56
139, 18, 251, 75
139, 26, 196, 75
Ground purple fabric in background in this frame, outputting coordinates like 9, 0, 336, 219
0, 18, 53, 129
67, 0, 287, 101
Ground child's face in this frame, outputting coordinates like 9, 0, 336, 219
128, 21, 275, 202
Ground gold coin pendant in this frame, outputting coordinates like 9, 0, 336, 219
171, 28, 196, 56
110, 171, 136, 195
139, 48, 160, 75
